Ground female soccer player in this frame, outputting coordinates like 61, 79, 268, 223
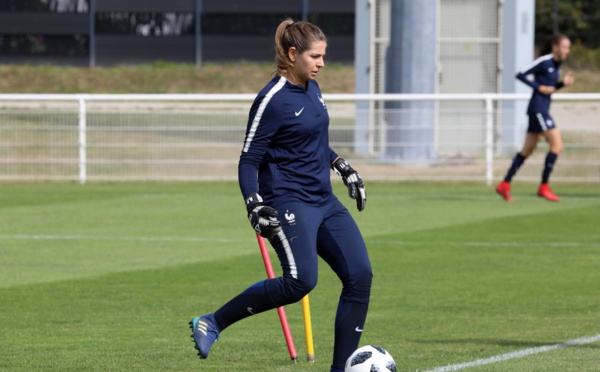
189, 19, 371, 372
496, 33, 574, 202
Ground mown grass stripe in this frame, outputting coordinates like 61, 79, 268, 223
0, 234, 252, 243
2, 234, 600, 248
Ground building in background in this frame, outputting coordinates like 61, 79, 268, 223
0, 0, 354, 66
1, 0, 535, 159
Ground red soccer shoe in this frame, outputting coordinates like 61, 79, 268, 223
538, 183, 560, 202
495, 181, 513, 202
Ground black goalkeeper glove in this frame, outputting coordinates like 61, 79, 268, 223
332, 157, 367, 211
245, 193, 281, 239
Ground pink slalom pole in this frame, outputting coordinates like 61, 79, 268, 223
256, 234, 298, 362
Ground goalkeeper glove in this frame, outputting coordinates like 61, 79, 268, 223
332, 157, 367, 211
245, 193, 281, 239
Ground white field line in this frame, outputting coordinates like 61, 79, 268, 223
422, 334, 600, 372
1, 234, 600, 248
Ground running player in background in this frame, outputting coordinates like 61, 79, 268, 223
189, 19, 371, 372
496, 33, 574, 202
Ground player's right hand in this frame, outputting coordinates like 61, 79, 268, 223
245, 193, 281, 239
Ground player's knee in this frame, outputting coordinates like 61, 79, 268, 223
282, 275, 317, 302
357, 266, 373, 288
551, 143, 563, 154
342, 266, 373, 303
356, 269, 373, 298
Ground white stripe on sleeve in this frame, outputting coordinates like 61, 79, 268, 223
518, 53, 553, 74
243, 76, 287, 153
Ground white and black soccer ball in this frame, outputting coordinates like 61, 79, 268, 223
345, 345, 396, 372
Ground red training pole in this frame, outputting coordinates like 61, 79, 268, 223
256, 234, 298, 363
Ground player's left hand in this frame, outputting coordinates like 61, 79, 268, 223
332, 157, 367, 211
563, 72, 575, 86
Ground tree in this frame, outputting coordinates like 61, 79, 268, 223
536, 0, 600, 48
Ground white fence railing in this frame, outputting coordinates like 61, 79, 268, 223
1, 93, 599, 184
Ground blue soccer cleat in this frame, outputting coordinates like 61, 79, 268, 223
189, 314, 220, 359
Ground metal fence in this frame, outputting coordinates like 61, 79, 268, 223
1, 93, 599, 184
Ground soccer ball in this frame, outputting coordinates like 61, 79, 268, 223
345, 345, 396, 372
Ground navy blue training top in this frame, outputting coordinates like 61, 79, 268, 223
515, 53, 565, 115
238, 76, 339, 206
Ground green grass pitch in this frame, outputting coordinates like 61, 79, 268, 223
1, 181, 599, 371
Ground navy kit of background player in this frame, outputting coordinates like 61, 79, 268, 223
496, 34, 574, 202
189, 19, 372, 372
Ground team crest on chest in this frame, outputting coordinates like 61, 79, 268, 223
317, 95, 327, 109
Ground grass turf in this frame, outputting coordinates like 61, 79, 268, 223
1, 181, 599, 371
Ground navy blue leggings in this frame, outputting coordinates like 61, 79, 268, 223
264, 197, 372, 306
213, 197, 371, 370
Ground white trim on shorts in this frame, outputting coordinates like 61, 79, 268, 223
536, 113, 548, 131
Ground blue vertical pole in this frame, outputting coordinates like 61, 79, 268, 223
302, 0, 309, 21
195, 0, 202, 67
354, 0, 370, 155
385, 0, 436, 160
89, 0, 95, 67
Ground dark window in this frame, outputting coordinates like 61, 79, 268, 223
0, 0, 88, 12
0, 34, 88, 56
311, 13, 354, 36
201, 14, 300, 36
201, 13, 353, 36
96, 12, 195, 36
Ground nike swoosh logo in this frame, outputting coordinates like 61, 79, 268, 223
295, 107, 304, 116
355, 326, 363, 332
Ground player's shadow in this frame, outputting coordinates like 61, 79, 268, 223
410, 338, 600, 349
